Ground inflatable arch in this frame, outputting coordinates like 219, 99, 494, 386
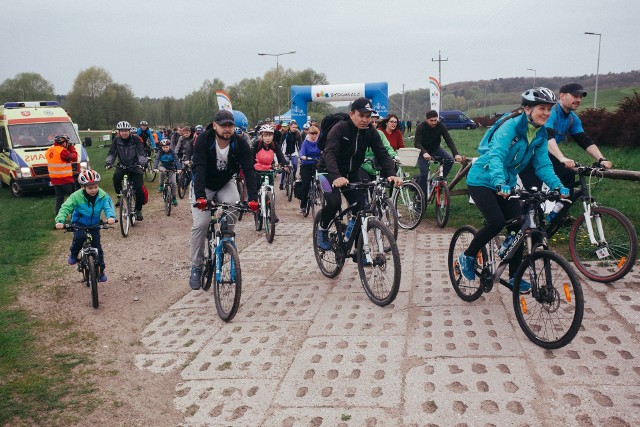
289, 82, 388, 125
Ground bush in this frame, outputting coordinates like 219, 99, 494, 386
579, 90, 640, 148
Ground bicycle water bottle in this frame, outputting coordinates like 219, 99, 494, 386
498, 231, 516, 258
344, 217, 356, 240
547, 201, 564, 222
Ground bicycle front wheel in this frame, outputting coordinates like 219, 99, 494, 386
513, 250, 583, 349
286, 171, 294, 202
214, 241, 242, 322
178, 173, 188, 199
447, 225, 486, 302
201, 235, 214, 292
435, 181, 451, 228
145, 159, 157, 182
265, 193, 276, 243
357, 218, 401, 306
312, 211, 345, 278
392, 181, 424, 230
569, 206, 638, 283
129, 191, 137, 227
88, 255, 99, 309
119, 194, 130, 237
163, 185, 172, 216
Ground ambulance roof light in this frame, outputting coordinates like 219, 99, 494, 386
3, 101, 60, 108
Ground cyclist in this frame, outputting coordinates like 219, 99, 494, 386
105, 121, 147, 221
279, 119, 302, 190
137, 120, 156, 153
253, 124, 288, 172
46, 134, 78, 215
300, 122, 310, 140
298, 124, 322, 214
316, 97, 403, 250
189, 110, 259, 290
194, 124, 204, 137
519, 82, 613, 192
55, 170, 116, 282
377, 113, 405, 150
154, 140, 182, 206
360, 112, 398, 182
457, 88, 570, 293
414, 109, 463, 197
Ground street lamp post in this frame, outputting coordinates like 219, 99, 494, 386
527, 68, 537, 87
584, 32, 601, 108
258, 50, 296, 119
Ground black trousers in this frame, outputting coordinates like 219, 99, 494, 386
519, 154, 576, 192
54, 183, 75, 215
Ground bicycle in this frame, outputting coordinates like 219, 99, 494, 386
423, 156, 455, 228
361, 160, 400, 240
281, 156, 295, 202
391, 160, 425, 230
177, 160, 191, 199
254, 169, 277, 243
160, 169, 178, 216
312, 181, 401, 306
448, 188, 584, 349
63, 221, 115, 309
233, 171, 246, 221
198, 201, 250, 321
111, 165, 140, 237
301, 160, 325, 219
143, 146, 157, 182
544, 162, 638, 283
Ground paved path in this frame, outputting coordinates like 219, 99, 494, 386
135, 215, 640, 426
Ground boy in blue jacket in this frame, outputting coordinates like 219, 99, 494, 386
55, 170, 116, 282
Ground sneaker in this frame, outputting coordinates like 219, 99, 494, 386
98, 273, 108, 282
457, 253, 476, 281
189, 266, 202, 290
67, 256, 77, 265
157, 185, 163, 193
172, 197, 178, 206
316, 228, 331, 251
508, 277, 531, 294
135, 211, 143, 221
279, 183, 284, 190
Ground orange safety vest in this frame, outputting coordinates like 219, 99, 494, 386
46, 144, 74, 184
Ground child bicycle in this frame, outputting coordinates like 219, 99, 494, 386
254, 169, 278, 243
63, 221, 115, 309
447, 188, 584, 349
544, 162, 637, 283
313, 181, 401, 306
198, 201, 250, 322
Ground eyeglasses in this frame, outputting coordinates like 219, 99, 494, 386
389, 120, 398, 124
308, 132, 319, 135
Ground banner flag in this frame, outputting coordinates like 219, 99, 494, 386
428, 76, 440, 115
216, 90, 233, 112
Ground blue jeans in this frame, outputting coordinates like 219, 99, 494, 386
416, 147, 454, 196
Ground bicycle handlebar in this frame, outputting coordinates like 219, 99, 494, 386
194, 200, 251, 212
62, 220, 117, 232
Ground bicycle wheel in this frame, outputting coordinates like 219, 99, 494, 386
310, 182, 325, 219
377, 196, 399, 241
312, 211, 345, 278
447, 225, 486, 302
254, 208, 263, 231
145, 159, 157, 182
392, 181, 424, 230
569, 206, 638, 283
265, 193, 276, 243
88, 255, 99, 309
357, 218, 401, 306
163, 185, 172, 216
201, 235, 214, 291
129, 192, 137, 227
178, 173, 188, 199
214, 241, 242, 322
119, 193, 130, 237
286, 170, 294, 202
513, 250, 584, 349
435, 181, 451, 228
82, 260, 90, 287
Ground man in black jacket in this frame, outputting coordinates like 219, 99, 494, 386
414, 110, 462, 197
188, 110, 259, 290
316, 97, 403, 250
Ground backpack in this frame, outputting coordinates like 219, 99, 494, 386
317, 112, 349, 151
477, 109, 523, 155
293, 179, 304, 200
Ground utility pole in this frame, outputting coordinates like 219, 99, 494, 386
432, 50, 448, 112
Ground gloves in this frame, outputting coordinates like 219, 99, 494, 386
105, 164, 112, 170
248, 201, 259, 212
559, 187, 570, 198
497, 184, 511, 195
195, 198, 208, 210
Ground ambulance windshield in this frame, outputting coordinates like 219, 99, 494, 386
8, 123, 80, 148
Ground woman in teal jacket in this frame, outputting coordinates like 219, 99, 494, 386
458, 88, 569, 292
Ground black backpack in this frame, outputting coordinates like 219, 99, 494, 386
317, 112, 349, 151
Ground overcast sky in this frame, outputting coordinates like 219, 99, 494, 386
3, 0, 638, 99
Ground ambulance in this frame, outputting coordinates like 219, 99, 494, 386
0, 101, 90, 196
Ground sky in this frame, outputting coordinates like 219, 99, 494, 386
3, 0, 639, 99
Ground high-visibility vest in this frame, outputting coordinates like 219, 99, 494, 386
46, 144, 74, 184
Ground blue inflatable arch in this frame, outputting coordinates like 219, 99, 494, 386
289, 82, 388, 125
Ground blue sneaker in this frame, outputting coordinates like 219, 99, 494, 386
67, 256, 77, 265
189, 266, 202, 290
457, 253, 476, 281
98, 273, 108, 282
316, 228, 331, 251
508, 277, 531, 294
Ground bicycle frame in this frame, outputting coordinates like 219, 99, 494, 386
258, 171, 275, 219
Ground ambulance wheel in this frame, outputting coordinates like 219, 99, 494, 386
10, 180, 23, 197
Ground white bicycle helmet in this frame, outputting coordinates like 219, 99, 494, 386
78, 169, 101, 185
259, 124, 275, 134
116, 121, 131, 130
139, 120, 149, 126
521, 87, 557, 107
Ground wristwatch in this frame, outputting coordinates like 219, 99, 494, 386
598, 157, 608, 163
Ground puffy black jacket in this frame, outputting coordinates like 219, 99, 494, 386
105, 136, 146, 173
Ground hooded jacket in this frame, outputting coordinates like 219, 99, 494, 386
55, 188, 115, 227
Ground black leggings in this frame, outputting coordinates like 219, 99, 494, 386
465, 185, 523, 277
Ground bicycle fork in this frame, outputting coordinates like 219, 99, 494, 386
582, 202, 608, 249
358, 216, 382, 265
214, 240, 236, 283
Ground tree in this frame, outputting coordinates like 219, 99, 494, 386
0, 72, 55, 103
182, 79, 225, 125
101, 83, 138, 129
66, 67, 113, 129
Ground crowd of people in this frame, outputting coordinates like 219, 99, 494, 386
51, 82, 612, 293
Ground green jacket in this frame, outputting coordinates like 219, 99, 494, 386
362, 130, 397, 176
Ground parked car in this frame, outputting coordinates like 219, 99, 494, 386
439, 110, 478, 130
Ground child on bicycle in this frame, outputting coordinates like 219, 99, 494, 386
298, 124, 323, 213
253, 124, 288, 177
458, 88, 570, 293
55, 170, 116, 282
154, 139, 182, 206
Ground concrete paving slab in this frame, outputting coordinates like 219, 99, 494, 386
238, 284, 326, 322
141, 307, 220, 353
264, 407, 401, 426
